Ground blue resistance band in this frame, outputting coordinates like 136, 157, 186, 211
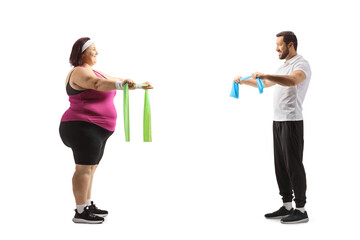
230, 76, 265, 98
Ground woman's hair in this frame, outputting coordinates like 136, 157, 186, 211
69, 37, 90, 67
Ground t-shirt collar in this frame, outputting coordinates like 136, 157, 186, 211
285, 54, 302, 64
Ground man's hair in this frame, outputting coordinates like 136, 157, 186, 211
276, 31, 297, 51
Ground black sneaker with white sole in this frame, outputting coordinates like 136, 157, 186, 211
281, 209, 309, 224
73, 206, 104, 224
265, 206, 294, 219
88, 201, 108, 217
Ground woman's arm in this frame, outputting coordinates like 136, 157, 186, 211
95, 69, 154, 90
93, 69, 153, 90
94, 70, 124, 81
71, 67, 135, 91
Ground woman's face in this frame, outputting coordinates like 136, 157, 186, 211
82, 43, 98, 66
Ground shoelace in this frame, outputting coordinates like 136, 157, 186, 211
83, 207, 98, 218
90, 202, 99, 210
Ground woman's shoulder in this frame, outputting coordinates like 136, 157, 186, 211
92, 69, 112, 79
93, 69, 106, 75
66, 66, 91, 83
69, 66, 94, 77
65, 66, 91, 90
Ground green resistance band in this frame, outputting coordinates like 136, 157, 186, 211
123, 83, 152, 142
123, 83, 130, 142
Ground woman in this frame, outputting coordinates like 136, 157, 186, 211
59, 37, 153, 224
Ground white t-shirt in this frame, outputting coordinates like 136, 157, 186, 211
273, 55, 311, 121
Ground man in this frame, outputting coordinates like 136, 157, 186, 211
234, 31, 311, 224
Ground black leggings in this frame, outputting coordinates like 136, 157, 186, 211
59, 121, 113, 165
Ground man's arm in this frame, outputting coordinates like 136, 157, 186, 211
233, 76, 275, 88
254, 70, 306, 87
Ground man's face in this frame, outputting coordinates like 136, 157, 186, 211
276, 37, 289, 60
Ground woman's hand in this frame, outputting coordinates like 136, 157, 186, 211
123, 79, 136, 89
141, 82, 153, 89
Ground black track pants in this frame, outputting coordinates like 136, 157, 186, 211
273, 121, 307, 208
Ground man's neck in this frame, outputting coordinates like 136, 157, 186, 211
285, 52, 298, 61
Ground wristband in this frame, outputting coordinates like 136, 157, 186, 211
115, 81, 124, 90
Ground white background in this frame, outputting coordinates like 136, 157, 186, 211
1, 0, 359, 239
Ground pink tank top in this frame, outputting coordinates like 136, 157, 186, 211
61, 68, 117, 131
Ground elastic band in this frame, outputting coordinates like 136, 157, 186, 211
230, 75, 265, 98
82, 40, 93, 53
256, 77, 265, 94
239, 76, 253, 81
136, 84, 149, 89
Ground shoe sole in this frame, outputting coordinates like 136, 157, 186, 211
93, 213, 108, 218
281, 218, 309, 224
265, 214, 290, 219
73, 218, 104, 224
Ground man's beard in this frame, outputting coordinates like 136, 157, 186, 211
279, 47, 289, 60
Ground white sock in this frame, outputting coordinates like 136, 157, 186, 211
76, 204, 87, 214
283, 202, 293, 210
297, 207, 305, 213
86, 199, 91, 206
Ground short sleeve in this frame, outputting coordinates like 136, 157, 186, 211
293, 60, 311, 80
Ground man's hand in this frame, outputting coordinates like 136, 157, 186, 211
252, 72, 266, 79
233, 76, 243, 84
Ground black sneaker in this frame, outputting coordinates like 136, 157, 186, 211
281, 209, 309, 224
265, 206, 294, 219
73, 206, 104, 224
88, 201, 108, 217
